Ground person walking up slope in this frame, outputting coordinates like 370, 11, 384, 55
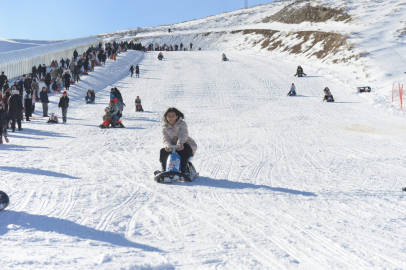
58, 91, 69, 123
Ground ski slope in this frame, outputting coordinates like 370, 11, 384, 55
1, 50, 406, 269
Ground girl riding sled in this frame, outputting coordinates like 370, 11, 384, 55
159, 107, 197, 175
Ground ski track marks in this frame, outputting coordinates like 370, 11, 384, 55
1, 51, 406, 269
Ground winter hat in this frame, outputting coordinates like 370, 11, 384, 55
292, 83, 294, 85
62, 91, 67, 95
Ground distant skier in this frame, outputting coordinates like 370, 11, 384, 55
129, 65, 134, 77
190, 42, 193, 51
288, 83, 296, 96
158, 52, 164, 60
294, 65, 306, 77
222, 53, 228, 61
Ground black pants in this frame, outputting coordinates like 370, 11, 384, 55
160, 143, 192, 173
130, 71, 133, 77
11, 119, 22, 131
136, 72, 139, 78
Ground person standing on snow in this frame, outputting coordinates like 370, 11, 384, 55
73, 49, 78, 62
8, 90, 23, 132
58, 91, 69, 123
135, 64, 140, 78
0, 103, 9, 143
63, 71, 71, 90
129, 65, 134, 77
40, 87, 49, 117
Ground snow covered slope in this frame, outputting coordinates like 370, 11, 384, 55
98, 0, 406, 112
1, 50, 406, 269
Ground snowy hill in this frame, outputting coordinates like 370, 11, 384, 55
97, 0, 406, 112
1, 0, 406, 269
2, 49, 406, 269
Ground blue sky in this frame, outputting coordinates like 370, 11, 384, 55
0, 0, 273, 41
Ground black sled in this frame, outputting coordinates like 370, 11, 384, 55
0, 191, 10, 211
136, 104, 144, 112
287, 90, 297, 96
323, 95, 335, 102
154, 145, 199, 183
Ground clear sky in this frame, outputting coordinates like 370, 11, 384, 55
0, 0, 273, 41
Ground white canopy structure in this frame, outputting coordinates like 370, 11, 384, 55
0, 37, 98, 80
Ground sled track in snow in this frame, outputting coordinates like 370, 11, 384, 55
1, 51, 406, 269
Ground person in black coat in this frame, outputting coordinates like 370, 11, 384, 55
41, 64, 46, 78
37, 64, 42, 79
8, 90, 23, 131
74, 66, 80, 83
58, 91, 69, 123
60, 58, 65, 68
24, 89, 32, 121
3, 80, 9, 94
44, 73, 52, 91
63, 71, 71, 90
83, 59, 89, 72
0, 72, 7, 91
24, 76, 32, 91
32, 66, 37, 76
135, 64, 139, 78
73, 49, 78, 62
40, 87, 49, 117
0, 103, 9, 143
129, 65, 134, 77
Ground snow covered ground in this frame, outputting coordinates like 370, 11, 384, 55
1, 50, 406, 269
100, 0, 406, 114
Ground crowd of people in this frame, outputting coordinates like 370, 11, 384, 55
148, 42, 198, 52
0, 40, 147, 143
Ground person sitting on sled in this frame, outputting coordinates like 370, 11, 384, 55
288, 83, 296, 96
222, 53, 228, 61
323, 87, 334, 102
295, 65, 306, 77
85, 90, 95, 103
135, 96, 143, 111
100, 100, 119, 128
159, 107, 197, 175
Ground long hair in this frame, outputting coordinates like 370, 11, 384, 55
163, 107, 184, 124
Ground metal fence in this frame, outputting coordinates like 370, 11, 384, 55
0, 37, 98, 80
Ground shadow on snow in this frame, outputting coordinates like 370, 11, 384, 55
177, 177, 317, 196
0, 211, 163, 252
0, 167, 80, 179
